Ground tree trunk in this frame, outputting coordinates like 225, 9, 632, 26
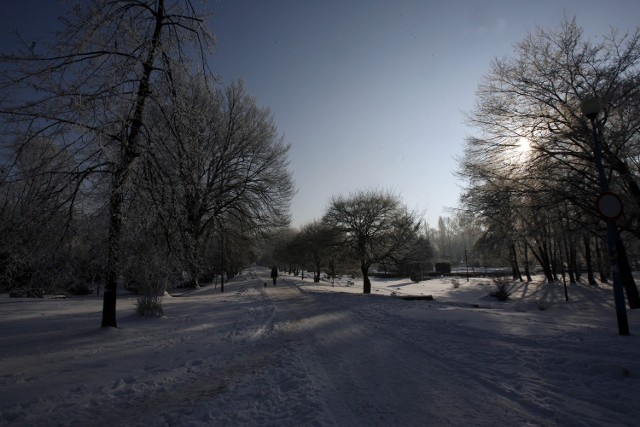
523, 243, 532, 282
102, 180, 124, 328
606, 147, 640, 236
510, 243, 522, 281
570, 241, 580, 283
314, 262, 321, 283
361, 261, 371, 294
564, 235, 576, 283
616, 236, 640, 309
185, 242, 201, 289
583, 234, 597, 286
220, 232, 224, 292
561, 233, 576, 284
595, 237, 609, 283
550, 241, 559, 282
101, 0, 166, 327
533, 242, 554, 282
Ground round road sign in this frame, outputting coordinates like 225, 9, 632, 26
596, 192, 623, 220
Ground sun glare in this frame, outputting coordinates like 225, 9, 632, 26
502, 137, 532, 165
517, 137, 531, 153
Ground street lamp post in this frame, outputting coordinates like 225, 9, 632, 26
220, 231, 224, 293
465, 247, 469, 282
580, 97, 629, 336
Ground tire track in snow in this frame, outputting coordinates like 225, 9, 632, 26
266, 282, 536, 426
128, 274, 336, 426
201, 278, 335, 426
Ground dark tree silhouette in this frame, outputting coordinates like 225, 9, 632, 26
323, 190, 422, 294
0, 0, 213, 327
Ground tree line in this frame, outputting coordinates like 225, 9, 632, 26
264, 189, 433, 294
0, 0, 294, 326
3, 7, 639, 326
457, 18, 640, 305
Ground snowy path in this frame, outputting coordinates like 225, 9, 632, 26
259, 278, 546, 426
180, 270, 639, 426
263, 281, 510, 425
1, 268, 639, 426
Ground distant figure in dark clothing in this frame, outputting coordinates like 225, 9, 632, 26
271, 265, 278, 286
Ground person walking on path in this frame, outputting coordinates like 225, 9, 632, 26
271, 265, 278, 286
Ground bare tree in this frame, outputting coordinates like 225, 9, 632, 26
0, 137, 77, 291
293, 221, 336, 282
142, 77, 295, 288
322, 190, 422, 294
268, 227, 300, 274
459, 18, 640, 289
0, 0, 213, 327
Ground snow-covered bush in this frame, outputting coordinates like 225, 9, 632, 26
132, 263, 167, 317
490, 277, 512, 301
534, 297, 550, 311
123, 238, 168, 317
135, 281, 165, 317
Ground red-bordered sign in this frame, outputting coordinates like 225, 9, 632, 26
596, 192, 624, 221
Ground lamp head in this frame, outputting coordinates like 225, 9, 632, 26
580, 97, 602, 120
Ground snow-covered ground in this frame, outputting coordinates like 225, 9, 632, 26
1, 267, 639, 426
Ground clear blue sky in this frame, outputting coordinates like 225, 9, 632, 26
3, 0, 640, 228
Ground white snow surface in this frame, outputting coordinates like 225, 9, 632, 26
1, 267, 640, 426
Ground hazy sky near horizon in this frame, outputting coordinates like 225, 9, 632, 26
3, 0, 640, 228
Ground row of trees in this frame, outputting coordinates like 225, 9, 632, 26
457, 18, 639, 302
0, 1, 294, 326
5, 7, 638, 326
426, 214, 484, 268
267, 190, 433, 294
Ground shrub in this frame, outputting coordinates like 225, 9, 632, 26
66, 282, 93, 296
534, 298, 550, 310
410, 266, 423, 283
123, 243, 169, 317
490, 276, 512, 301
435, 262, 451, 274
136, 291, 164, 317
451, 278, 461, 289
135, 279, 166, 317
